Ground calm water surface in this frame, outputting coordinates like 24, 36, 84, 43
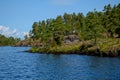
0, 46, 120, 80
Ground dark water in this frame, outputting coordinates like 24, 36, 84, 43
0, 47, 120, 80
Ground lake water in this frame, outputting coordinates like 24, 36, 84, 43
0, 46, 120, 80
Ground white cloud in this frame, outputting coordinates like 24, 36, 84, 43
51, 0, 78, 5
23, 32, 29, 36
12, 29, 17, 34
0, 25, 9, 32
0, 25, 10, 36
0, 25, 28, 39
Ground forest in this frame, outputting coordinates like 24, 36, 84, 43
31, 4, 120, 42
0, 34, 20, 46
23, 4, 120, 56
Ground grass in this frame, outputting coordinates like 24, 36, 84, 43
30, 38, 120, 57
49, 42, 81, 53
98, 38, 120, 53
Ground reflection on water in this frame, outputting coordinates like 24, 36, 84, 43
0, 46, 120, 80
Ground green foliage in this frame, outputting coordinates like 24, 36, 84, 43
24, 34, 28, 40
103, 4, 120, 37
51, 40, 57, 47
30, 3, 120, 51
0, 34, 20, 46
115, 27, 120, 37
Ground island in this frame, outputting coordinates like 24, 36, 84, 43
15, 3, 120, 57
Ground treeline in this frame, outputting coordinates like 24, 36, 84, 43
29, 3, 120, 46
0, 34, 20, 46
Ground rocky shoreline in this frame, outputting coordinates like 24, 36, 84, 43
27, 38, 120, 57
15, 37, 120, 57
28, 49, 120, 57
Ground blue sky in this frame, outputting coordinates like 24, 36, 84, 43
0, 0, 120, 38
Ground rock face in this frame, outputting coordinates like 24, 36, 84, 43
64, 34, 80, 44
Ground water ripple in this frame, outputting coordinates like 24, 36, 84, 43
0, 47, 120, 80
